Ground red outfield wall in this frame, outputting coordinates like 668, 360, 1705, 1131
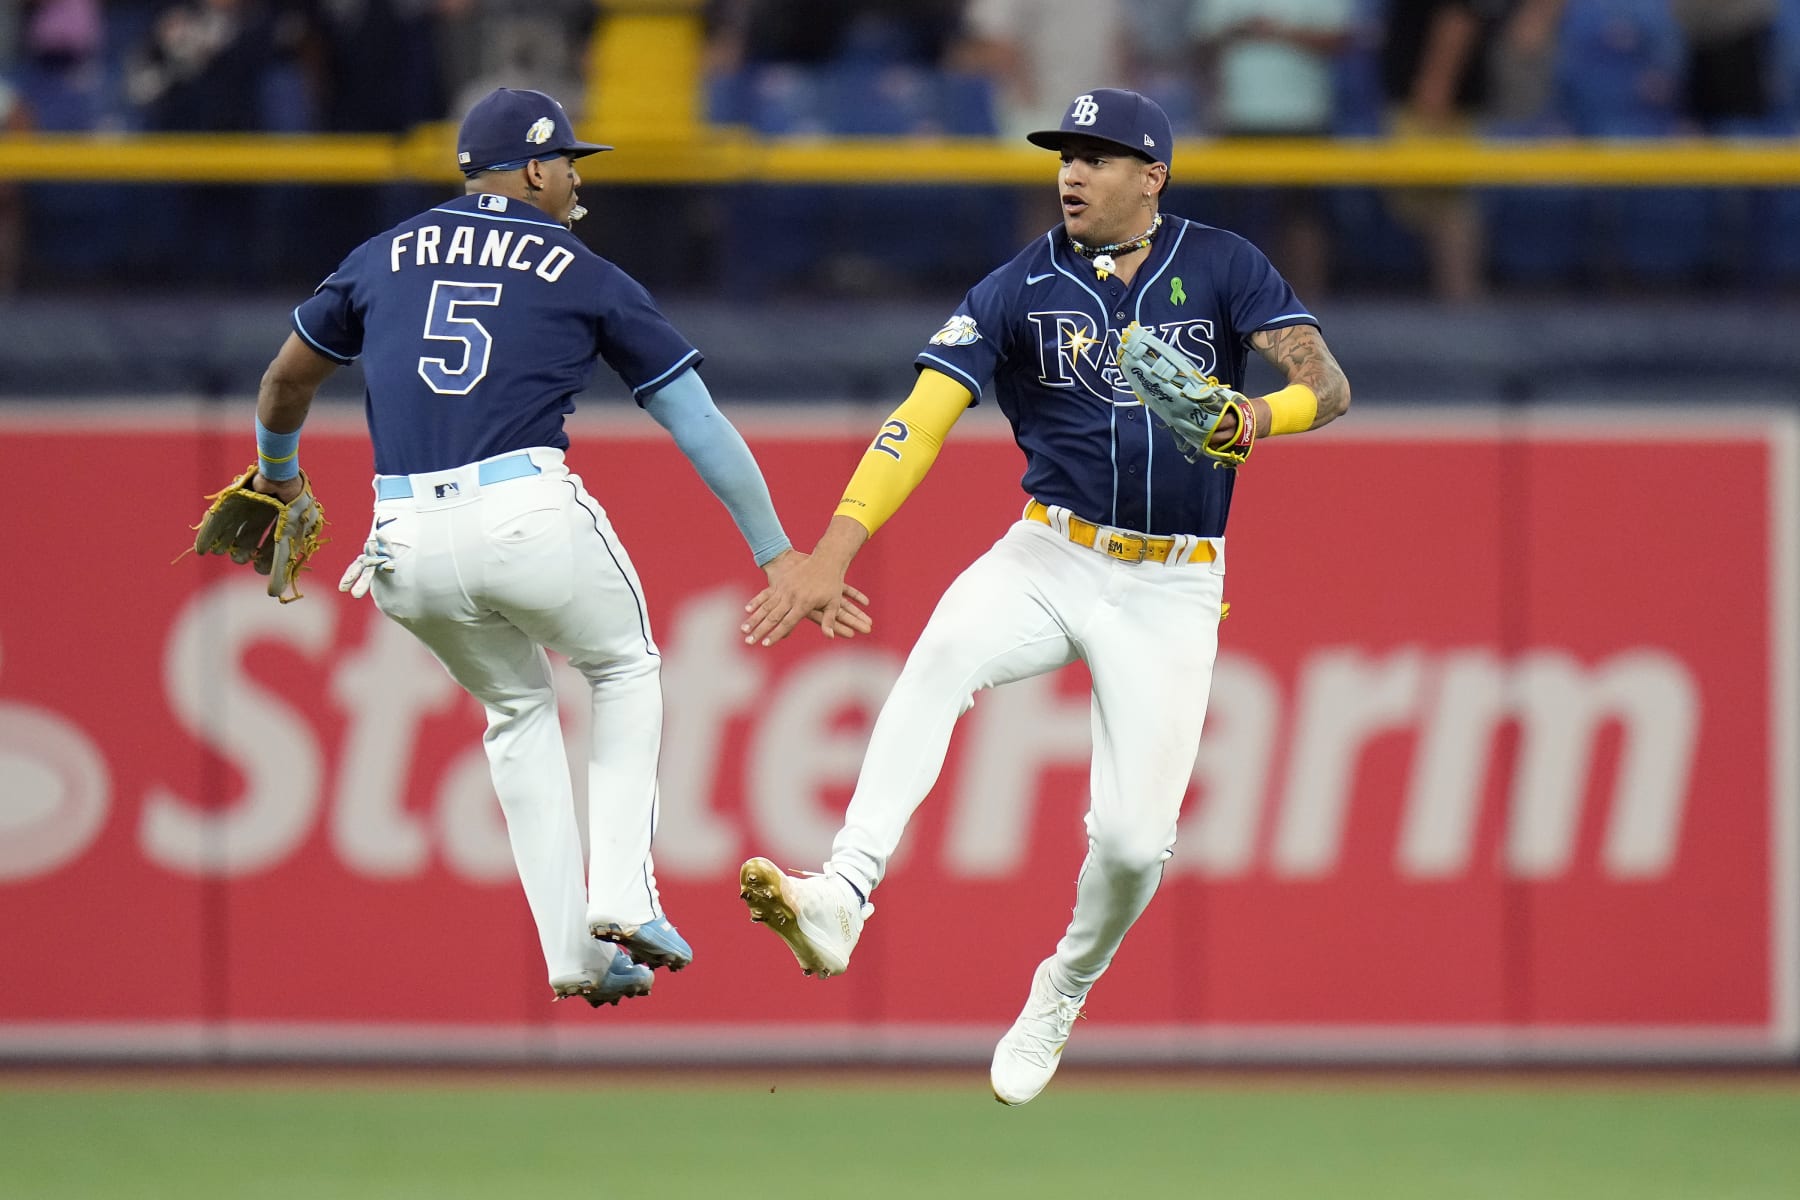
0, 404, 1794, 1062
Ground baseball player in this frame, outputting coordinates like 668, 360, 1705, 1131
736, 89, 1350, 1103
239, 87, 868, 1007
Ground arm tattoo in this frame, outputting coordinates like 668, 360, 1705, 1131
1249, 325, 1350, 429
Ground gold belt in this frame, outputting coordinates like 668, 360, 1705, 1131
1024, 500, 1215, 565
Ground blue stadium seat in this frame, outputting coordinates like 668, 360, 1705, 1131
1481, 115, 1587, 286
1323, 186, 1427, 292
1134, 72, 1202, 137
935, 72, 998, 136
1737, 188, 1800, 284
259, 62, 316, 133
745, 65, 830, 135
1777, 0, 1800, 124
13, 61, 101, 132
1555, 0, 1685, 138
823, 64, 938, 135
1331, 3, 1388, 138
714, 64, 1012, 295
1484, 187, 1591, 287
1604, 189, 1717, 284
706, 70, 749, 126
1550, 0, 1710, 284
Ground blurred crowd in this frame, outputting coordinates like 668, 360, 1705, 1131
3, 0, 1800, 298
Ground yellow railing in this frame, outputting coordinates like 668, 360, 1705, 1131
8, 130, 1800, 186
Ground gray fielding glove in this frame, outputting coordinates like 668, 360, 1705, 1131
1118, 322, 1256, 468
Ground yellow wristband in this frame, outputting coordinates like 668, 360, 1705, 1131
1263, 384, 1318, 437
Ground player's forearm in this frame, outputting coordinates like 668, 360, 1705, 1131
258, 333, 337, 429
833, 369, 973, 536
811, 514, 872, 574
644, 369, 793, 566
255, 333, 337, 480
256, 376, 313, 435
1250, 325, 1351, 434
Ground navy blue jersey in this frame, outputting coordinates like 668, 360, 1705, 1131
294, 193, 700, 475
915, 215, 1317, 538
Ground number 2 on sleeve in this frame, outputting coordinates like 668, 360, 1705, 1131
872, 420, 909, 460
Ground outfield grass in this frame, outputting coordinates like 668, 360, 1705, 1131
3, 1071, 1797, 1199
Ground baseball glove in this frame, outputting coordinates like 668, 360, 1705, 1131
191, 466, 326, 603
1118, 323, 1256, 468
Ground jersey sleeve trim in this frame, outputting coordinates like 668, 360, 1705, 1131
915, 352, 982, 400
631, 348, 703, 401
291, 307, 357, 365
1247, 313, 1321, 341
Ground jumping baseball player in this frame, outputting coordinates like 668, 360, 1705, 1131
210, 87, 868, 1008
736, 89, 1350, 1103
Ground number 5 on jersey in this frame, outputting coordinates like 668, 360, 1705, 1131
419, 280, 503, 395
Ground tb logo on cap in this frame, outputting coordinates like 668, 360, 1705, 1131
1071, 95, 1099, 126
526, 117, 554, 145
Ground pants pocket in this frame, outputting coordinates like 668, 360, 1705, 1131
481, 484, 575, 610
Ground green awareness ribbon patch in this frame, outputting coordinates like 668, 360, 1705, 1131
1170, 277, 1186, 304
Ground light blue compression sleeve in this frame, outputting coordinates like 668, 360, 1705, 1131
643, 368, 793, 566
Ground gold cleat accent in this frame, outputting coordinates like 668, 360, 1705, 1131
738, 857, 842, 978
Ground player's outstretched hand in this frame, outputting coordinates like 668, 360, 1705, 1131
745, 548, 871, 646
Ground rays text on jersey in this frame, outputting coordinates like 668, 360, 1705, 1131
1025, 313, 1218, 402
389, 224, 576, 282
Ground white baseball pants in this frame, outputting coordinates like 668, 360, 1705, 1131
826, 513, 1225, 995
366, 447, 666, 984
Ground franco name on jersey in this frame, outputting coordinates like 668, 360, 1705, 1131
387, 223, 577, 282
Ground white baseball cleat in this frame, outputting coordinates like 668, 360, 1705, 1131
990, 958, 1087, 1106
737, 857, 870, 978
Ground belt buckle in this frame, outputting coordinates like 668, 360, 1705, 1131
1102, 530, 1151, 562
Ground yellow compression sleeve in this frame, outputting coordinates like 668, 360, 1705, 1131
1262, 383, 1319, 437
834, 369, 974, 536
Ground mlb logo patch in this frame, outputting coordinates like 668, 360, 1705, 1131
434, 482, 461, 499
478, 194, 509, 212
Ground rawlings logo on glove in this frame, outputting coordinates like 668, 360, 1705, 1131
190, 466, 326, 602
1118, 323, 1255, 468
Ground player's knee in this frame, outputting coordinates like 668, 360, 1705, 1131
482, 687, 559, 727
897, 634, 990, 711
570, 648, 660, 688
1088, 825, 1176, 876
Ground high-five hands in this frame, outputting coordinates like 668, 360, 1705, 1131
746, 546, 870, 646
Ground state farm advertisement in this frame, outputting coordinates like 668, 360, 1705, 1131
1, 404, 1794, 1061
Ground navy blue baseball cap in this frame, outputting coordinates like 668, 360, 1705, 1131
456, 87, 610, 176
1026, 89, 1173, 169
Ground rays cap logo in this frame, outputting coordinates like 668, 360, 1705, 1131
1026, 88, 1174, 170
456, 87, 612, 177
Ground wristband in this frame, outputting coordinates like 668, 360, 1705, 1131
256, 415, 302, 481
1263, 384, 1318, 437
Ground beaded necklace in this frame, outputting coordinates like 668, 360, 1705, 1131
1069, 213, 1163, 280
